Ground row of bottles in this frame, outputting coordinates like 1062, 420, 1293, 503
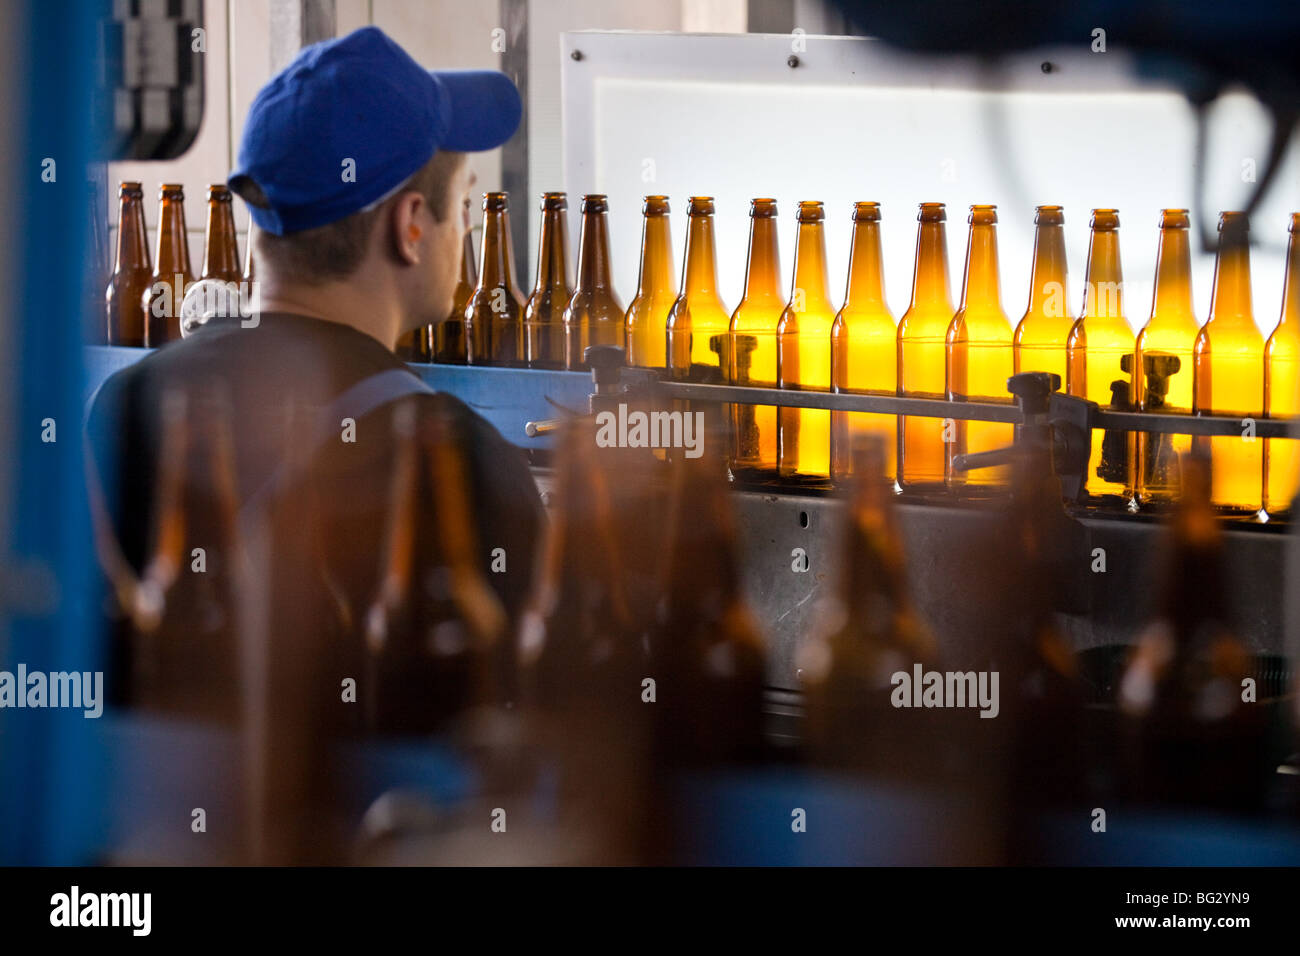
105, 181, 252, 347
420, 193, 1299, 517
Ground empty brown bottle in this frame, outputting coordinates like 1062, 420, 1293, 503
1133, 209, 1199, 507
435, 229, 476, 364
897, 203, 955, 492
1264, 214, 1300, 517
799, 434, 937, 772
464, 192, 524, 365
831, 202, 896, 483
563, 195, 624, 370
201, 184, 242, 283
144, 183, 194, 347
106, 181, 152, 347
729, 199, 784, 481
1013, 205, 1071, 385
625, 195, 677, 369
1193, 212, 1264, 514
667, 197, 731, 380
524, 192, 572, 369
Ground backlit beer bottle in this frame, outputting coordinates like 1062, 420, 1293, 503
947, 205, 1014, 490
144, 184, 194, 347
800, 434, 936, 772
1066, 209, 1134, 503
777, 201, 836, 481
831, 202, 896, 483
465, 192, 524, 365
563, 195, 624, 370
435, 229, 476, 364
201, 184, 242, 283
897, 203, 954, 492
1013, 205, 1071, 384
624, 196, 676, 369
729, 198, 783, 480
524, 192, 571, 369
1193, 212, 1264, 514
1264, 213, 1300, 516
106, 181, 152, 346
667, 197, 731, 379
1133, 209, 1199, 507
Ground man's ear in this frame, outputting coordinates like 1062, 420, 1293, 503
390, 191, 426, 266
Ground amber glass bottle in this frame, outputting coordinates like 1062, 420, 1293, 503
524, 192, 571, 369
667, 197, 731, 380
1264, 214, 1300, 517
106, 181, 152, 346
1013, 205, 1071, 384
201, 185, 242, 283
563, 195, 624, 370
1066, 209, 1135, 504
624, 196, 676, 369
465, 192, 524, 365
831, 202, 896, 484
144, 183, 194, 347
435, 230, 476, 364
946, 205, 1014, 490
777, 201, 836, 481
1193, 212, 1264, 514
728, 199, 784, 481
1133, 209, 1199, 507
897, 203, 954, 492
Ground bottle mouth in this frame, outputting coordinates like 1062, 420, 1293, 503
1291, 212, 1300, 234
1034, 205, 1064, 226
1090, 208, 1120, 230
540, 191, 567, 211
208, 184, 233, 201
483, 191, 510, 211
160, 183, 185, 197
1158, 208, 1190, 229
796, 200, 825, 222
581, 194, 609, 213
642, 195, 670, 215
852, 201, 881, 222
968, 204, 997, 225
119, 180, 143, 195
749, 198, 778, 218
917, 202, 946, 223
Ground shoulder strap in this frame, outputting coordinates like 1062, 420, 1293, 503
240, 368, 435, 523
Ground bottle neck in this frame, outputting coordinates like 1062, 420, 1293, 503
790, 221, 832, 309
1150, 227, 1193, 320
202, 201, 240, 278
154, 198, 192, 276
681, 215, 721, 297
635, 215, 676, 298
115, 196, 149, 272
960, 222, 1001, 312
909, 221, 952, 311
533, 209, 570, 295
1025, 223, 1068, 316
479, 209, 518, 291
575, 211, 615, 292
1209, 239, 1253, 323
1280, 229, 1300, 326
1082, 230, 1124, 320
844, 220, 886, 311
460, 230, 477, 287
741, 217, 783, 304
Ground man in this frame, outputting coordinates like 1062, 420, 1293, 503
86, 27, 542, 732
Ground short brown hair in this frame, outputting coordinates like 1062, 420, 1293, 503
254, 150, 464, 283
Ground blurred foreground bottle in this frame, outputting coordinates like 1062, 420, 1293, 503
1264, 213, 1300, 517
1193, 212, 1264, 515
729, 198, 783, 481
1066, 209, 1134, 505
831, 202, 896, 483
106, 180, 152, 346
1132, 209, 1199, 508
946, 204, 1014, 491
434, 229, 476, 364
777, 201, 836, 481
524, 192, 571, 369
1012, 205, 1071, 385
799, 434, 936, 773
563, 195, 624, 370
144, 183, 193, 346
624, 195, 676, 369
897, 203, 954, 492
465, 192, 523, 365
667, 197, 730, 379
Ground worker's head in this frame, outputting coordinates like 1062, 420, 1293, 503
229, 26, 519, 336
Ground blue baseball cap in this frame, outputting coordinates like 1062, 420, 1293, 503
229, 26, 521, 235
